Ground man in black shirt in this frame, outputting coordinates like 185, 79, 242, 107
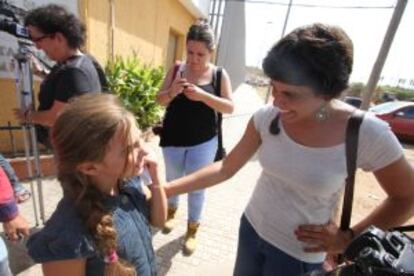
13, 4, 102, 148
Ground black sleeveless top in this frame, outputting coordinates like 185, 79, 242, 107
160, 83, 217, 147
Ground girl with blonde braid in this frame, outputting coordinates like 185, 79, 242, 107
27, 93, 167, 276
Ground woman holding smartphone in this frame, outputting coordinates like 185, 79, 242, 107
156, 19, 234, 255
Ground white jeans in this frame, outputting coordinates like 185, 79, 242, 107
162, 136, 218, 222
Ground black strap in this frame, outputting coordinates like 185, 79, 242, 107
67, 54, 110, 93
87, 54, 110, 93
340, 110, 365, 231
213, 67, 223, 149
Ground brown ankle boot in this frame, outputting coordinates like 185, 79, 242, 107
162, 207, 177, 234
183, 222, 200, 255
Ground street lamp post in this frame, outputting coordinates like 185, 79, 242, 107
265, 0, 293, 103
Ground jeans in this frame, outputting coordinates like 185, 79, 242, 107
162, 136, 218, 222
234, 215, 323, 276
0, 154, 25, 194
0, 238, 12, 276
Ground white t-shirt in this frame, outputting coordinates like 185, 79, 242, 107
245, 104, 403, 263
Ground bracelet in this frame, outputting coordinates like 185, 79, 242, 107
149, 184, 163, 189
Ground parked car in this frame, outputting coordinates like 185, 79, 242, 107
343, 96, 362, 108
369, 101, 414, 140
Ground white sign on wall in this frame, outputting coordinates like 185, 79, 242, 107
0, 32, 19, 79
0, 0, 78, 79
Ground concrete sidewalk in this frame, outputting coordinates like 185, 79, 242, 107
3, 84, 265, 276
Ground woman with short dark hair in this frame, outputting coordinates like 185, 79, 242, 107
24, 4, 85, 49
13, 4, 102, 148
165, 23, 414, 275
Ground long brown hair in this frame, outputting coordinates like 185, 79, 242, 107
52, 93, 137, 275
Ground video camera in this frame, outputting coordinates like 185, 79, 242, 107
0, 19, 29, 39
311, 225, 414, 276
0, 0, 29, 39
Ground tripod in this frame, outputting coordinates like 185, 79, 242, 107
13, 38, 45, 225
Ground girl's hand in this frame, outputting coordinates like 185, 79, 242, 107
143, 151, 161, 184
3, 214, 30, 242
294, 221, 353, 253
183, 84, 207, 102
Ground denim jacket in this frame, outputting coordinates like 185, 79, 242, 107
27, 176, 157, 275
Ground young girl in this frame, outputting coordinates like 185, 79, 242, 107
27, 93, 167, 276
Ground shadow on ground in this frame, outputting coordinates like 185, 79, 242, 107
155, 236, 183, 276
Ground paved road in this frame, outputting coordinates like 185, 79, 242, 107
1, 84, 265, 276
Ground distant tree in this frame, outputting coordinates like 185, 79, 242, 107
376, 85, 414, 102
344, 82, 365, 97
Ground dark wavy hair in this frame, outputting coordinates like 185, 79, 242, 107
263, 23, 353, 98
25, 4, 85, 49
186, 18, 215, 51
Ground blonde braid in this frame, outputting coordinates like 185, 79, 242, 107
59, 172, 136, 275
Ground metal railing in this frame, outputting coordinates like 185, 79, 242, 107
0, 122, 22, 157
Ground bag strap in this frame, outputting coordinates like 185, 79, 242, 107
86, 54, 110, 93
212, 67, 223, 149
340, 110, 365, 231
169, 63, 181, 87
212, 66, 222, 97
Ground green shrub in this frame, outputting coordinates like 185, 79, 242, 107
106, 56, 165, 130
379, 85, 414, 101
345, 82, 365, 97
345, 83, 414, 103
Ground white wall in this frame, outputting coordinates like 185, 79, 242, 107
179, 0, 210, 18
217, 1, 246, 90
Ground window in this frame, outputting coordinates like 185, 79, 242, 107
166, 31, 179, 69
399, 107, 414, 119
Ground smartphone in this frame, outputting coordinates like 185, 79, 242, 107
180, 70, 189, 89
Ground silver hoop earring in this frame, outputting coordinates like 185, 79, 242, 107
315, 105, 330, 122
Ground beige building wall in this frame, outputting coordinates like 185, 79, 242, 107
0, 80, 21, 153
80, 0, 196, 68
0, 80, 42, 153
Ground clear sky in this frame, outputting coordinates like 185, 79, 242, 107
245, 0, 414, 86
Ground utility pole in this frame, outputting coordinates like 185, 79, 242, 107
360, 0, 407, 110
209, 0, 225, 64
265, 0, 293, 103
108, 0, 115, 63
281, 0, 293, 38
